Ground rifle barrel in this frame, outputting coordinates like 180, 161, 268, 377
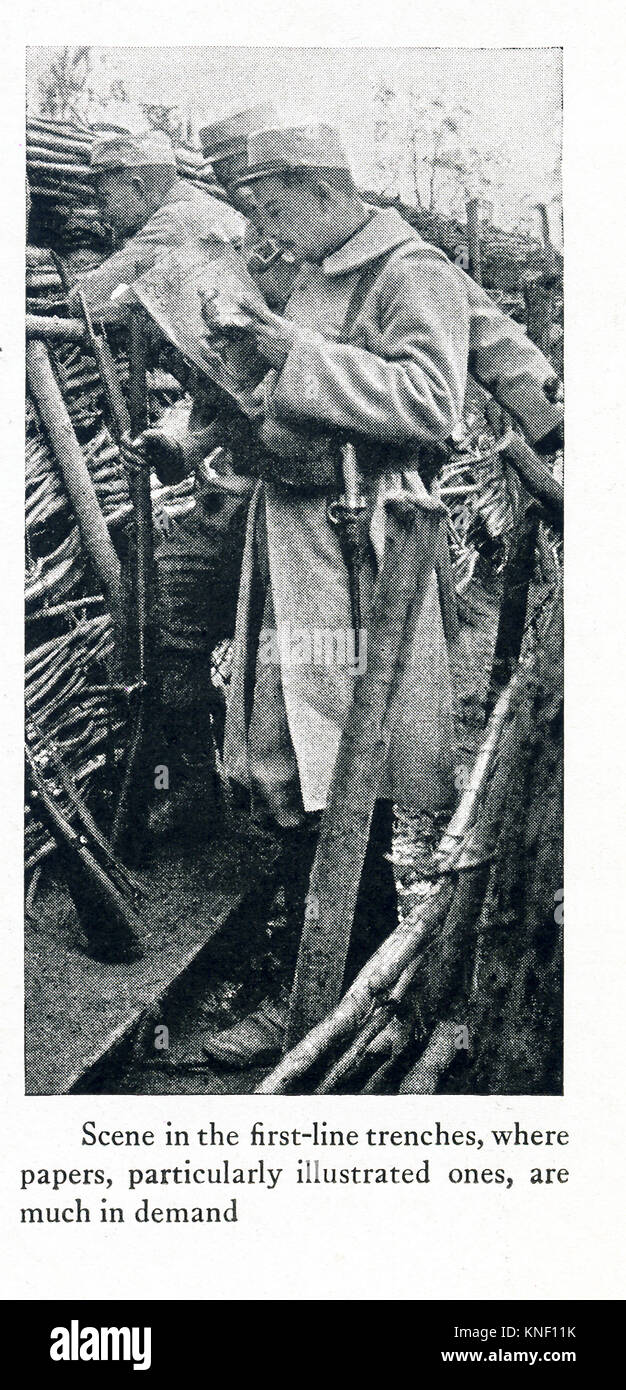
75, 289, 130, 444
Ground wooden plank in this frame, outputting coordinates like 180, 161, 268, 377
469, 375, 563, 528
466, 198, 483, 286
286, 492, 444, 1048
67, 886, 250, 1094
488, 503, 540, 701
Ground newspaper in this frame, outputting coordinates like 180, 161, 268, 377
129, 236, 270, 416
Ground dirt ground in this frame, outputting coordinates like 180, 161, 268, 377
24, 817, 279, 1094
25, 585, 498, 1096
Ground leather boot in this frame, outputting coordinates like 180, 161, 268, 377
201, 806, 398, 1069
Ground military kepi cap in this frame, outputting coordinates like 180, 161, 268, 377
90, 132, 177, 175
231, 123, 351, 187
199, 103, 280, 164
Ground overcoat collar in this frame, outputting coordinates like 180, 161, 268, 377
321, 206, 419, 277
163, 176, 203, 205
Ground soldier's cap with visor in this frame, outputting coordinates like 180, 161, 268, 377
229, 122, 352, 189
198, 102, 280, 185
89, 132, 178, 177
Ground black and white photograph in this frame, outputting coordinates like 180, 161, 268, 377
23, 43, 565, 1100
4, 0, 626, 1329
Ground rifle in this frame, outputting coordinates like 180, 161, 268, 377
72, 288, 158, 857
25, 741, 144, 961
26, 711, 146, 902
74, 286, 131, 444
110, 306, 159, 858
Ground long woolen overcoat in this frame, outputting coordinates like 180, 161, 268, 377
223, 207, 557, 817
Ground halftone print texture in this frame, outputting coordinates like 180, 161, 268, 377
25, 46, 562, 1096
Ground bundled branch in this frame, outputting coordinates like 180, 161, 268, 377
25, 291, 196, 878
25, 740, 145, 960
365, 191, 563, 301
440, 419, 548, 585
26, 526, 88, 607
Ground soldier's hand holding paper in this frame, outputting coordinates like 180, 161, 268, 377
235, 302, 305, 369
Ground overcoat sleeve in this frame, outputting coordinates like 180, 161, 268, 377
270, 249, 471, 446
463, 274, 563, 445
67, 205, 190, 321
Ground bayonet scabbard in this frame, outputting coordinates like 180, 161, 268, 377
327, 442, 367, 666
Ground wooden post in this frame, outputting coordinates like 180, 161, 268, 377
127, 307, 157, 690
523, 274, 553, 354
466, 197, 483, 286
536, 202, 551, 248
488, 500, 540, 706
522, 206, 561, 354
26, 340, 123, 631
26, 313, 86, 342
500, 431, 562, 527
398, 1019, 458, 1094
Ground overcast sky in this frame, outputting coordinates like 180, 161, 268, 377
28, 46, 562, 233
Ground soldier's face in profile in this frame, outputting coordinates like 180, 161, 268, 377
238, 176, 336, 261
94, 171, 149, 237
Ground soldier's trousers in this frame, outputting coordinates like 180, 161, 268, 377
150, 491, 249, 839
155, 490, 249, 660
